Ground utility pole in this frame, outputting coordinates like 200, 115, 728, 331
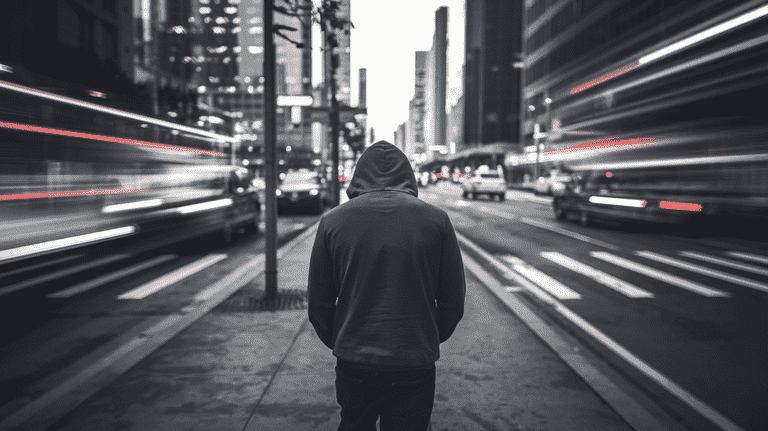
263, 0, 278, 301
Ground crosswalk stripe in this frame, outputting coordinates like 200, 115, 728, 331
637, 251, 768, 294
679, 251, 768, 277
117, 254, 227, 300
725, 251, 768, 266
0, 254, 131, 297
591, 252, 729, 297
48, 255, 177, 298
541, 252, 654, 298
498, 255, 581, 299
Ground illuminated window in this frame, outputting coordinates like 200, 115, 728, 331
232, 17, 240, 24
183, 56, 192, 63
249, 17, 259, 24
199, 0, 209, 3
232, 27, 241, 33
233, 46, 241, 53
213, 27, 225, 34
225, 6, 237, 14
204, 16, 212, 23
229, 0, 240, 3
249, 26, 262, 34
223, 57, 231, 64
189, 17, 195, 22
215, 17, 228, 24
199, 6, 211, 14
209, 76, 220, 83
247, 46, 263, 54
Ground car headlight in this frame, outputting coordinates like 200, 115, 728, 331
309, 189, 319, 196
275, 189, 282, 196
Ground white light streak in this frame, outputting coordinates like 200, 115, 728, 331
176, 198, 232, 214
0, 226, 136, 263
102, 199, 163, 214
589, 196, 647, 208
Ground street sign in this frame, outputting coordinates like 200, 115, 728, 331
277, 95, 313, 106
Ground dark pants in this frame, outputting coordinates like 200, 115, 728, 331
335, 358, 436, 431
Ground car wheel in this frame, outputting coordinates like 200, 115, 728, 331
580, 210, 590, 226
243, 213, 260, 235
554, 201, 567, 220
218, 218, 234, 247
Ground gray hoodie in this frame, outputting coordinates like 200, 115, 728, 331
308, 140, 466, 367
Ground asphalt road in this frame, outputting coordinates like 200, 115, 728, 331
423, 181, 768, 431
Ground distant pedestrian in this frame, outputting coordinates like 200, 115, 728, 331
308, 140, 466, 431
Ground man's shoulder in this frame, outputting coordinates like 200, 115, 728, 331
323, 194, 448, 224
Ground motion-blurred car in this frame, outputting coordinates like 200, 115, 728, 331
534, 171, 572, 196
276, 170, 328, 215
462, 171, 507, 201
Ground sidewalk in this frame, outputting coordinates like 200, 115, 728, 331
46, 223, 634, 431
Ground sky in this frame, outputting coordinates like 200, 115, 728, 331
312, 0, 466, 143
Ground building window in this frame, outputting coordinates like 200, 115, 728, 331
199, 7, 211, 14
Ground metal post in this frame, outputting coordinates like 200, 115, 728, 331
263, 0, 278, 301
327, 27, 341, 207
534, 123, 540, 180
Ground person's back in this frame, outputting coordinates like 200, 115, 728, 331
308, 140, 466, 430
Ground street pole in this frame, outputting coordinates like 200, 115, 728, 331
325, 25, 341, 207
263, 0, 278, 301
534, 122, 540, 181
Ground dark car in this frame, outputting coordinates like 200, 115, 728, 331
552, 169, 706, 226
224, 166, 262, 239
277, 170, 328, 215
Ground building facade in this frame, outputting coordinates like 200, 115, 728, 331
405, 51, 427, 162
463, 0, 522, 146
424, 6, 448, 161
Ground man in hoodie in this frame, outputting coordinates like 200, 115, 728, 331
308, 141, 466, 431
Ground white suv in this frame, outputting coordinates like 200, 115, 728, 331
462, 172, 507, 201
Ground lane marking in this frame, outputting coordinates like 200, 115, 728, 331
541, 252, 654, 298
0, 254, 84, 279
48, 255, 177, 298
0, 254, 131, 297
458, 233, 746, 431
637, 251, 768, 294
679, 251, 768, 277
194, 254, 265, 301
498, 255, 581, 300
725, 251, 768, 266
117, 254, 227, 299
504, 286, 524, 292
591, 252, 729, 297
520, 217, 622, 251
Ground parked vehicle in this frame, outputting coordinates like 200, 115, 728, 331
276, 170, 328, 214
534, 171, 572, 196
462, 171, 507, 201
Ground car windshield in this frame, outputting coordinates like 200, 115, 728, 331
282, 174, 320, 185
480, 173, 500, 179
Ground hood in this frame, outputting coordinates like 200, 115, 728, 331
346, 141, 418, 199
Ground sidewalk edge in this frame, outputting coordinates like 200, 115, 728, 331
0, 222, 320, 431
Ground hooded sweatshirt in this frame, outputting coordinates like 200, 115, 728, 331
308, 140, 466, 367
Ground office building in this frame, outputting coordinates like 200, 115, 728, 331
424, 6, 448, 160
464, 0, 522, 146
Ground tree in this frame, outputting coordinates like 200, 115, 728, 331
275, 0, 354, 207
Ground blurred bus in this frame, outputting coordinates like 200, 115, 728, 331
0, 79, 260, 266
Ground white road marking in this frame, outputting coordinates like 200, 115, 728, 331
504, 286, 524, 292
541, 252, 654, 298
520, 217, 622, 251
591, 252, 729, 297
458, 233, 743, 431
725, 251, 768, 266
0, 254, 84, 278
498, 255, 581, 299
679, 251, 768, 276
0, 255, 131, 297
117, 254, 227, 299
48, 255, 177, 298
637, 251, 768, 294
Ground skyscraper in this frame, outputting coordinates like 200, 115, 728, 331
463, 0, 522, 146
424, 6, 448, 160
406, 51, 427, 161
